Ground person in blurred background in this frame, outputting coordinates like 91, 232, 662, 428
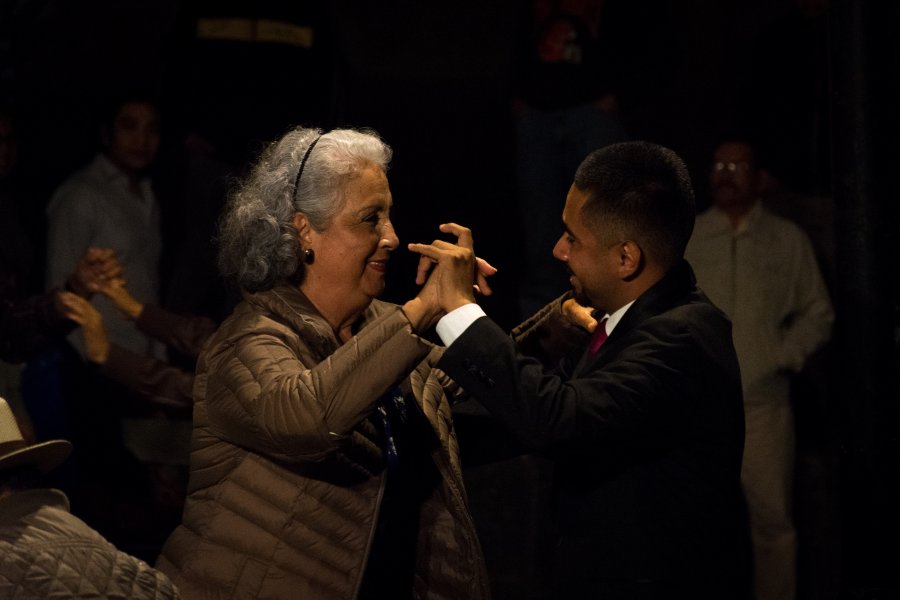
45, 91, 163, 361
685, 138, 833, 600
43, 91, 180, 560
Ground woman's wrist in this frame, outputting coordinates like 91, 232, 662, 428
402, 298, 441, 333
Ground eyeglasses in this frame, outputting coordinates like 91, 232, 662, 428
713, 161, 751, 173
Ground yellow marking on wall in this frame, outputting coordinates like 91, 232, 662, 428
196, 18, 314, 48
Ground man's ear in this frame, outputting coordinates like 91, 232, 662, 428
618, 240, 644, 280
292, 212, 312, 246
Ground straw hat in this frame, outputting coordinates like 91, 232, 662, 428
0, 397, 71, 474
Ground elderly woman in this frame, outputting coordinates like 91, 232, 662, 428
156, 127, 491, 599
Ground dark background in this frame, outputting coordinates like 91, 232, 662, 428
4, 0, 840, 324
2, 1, 898, 598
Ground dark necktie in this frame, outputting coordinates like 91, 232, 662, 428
588, 317, 609, 353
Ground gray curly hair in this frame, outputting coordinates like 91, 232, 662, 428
217, 127, 393, 292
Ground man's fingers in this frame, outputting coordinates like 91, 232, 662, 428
57, 292, 85, 323
475, 273, 493, 296
415, 255, 436, 285
562, 298, 598, 333
102, 263, 123, 279
58, 291, 82, 308
474, 257, 497, 296
84, 247, 115, 263
439, 223, 474, 249
476, 257, 498, 276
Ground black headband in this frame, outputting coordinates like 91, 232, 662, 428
292, 134, 323, 201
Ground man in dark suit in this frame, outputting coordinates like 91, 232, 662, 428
411, 141, 749, 598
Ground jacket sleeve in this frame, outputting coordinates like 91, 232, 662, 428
136, 304, 216, 359
511, 293, 592, 371
0, 261, 74, 363
438, 314, 702, 457
776, 233, 834, 373
204, 306, 432, 462
100, 343, 194, 411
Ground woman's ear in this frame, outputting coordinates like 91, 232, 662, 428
292, 212, 312, 246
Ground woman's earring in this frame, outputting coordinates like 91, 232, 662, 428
304, 248, 315, 265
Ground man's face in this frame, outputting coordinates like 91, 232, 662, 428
104, 101, 160, 176
552, 184, 621, 313
709, 142, 757, 213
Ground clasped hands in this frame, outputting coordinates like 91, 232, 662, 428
403, 223, 495, 331
55, 248, 140, 365
404, 223, 598, 336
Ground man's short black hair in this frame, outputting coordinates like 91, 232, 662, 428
574, 141, 696, 268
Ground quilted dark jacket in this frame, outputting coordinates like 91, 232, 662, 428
157, 285, 489, 599
0, 489, 181, 599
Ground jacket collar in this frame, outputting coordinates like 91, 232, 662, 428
707, 200, 764, 235
93, 153, 152, 188
616, 259, 696, 332
574, 259, 696, 373
0, 488, 69, 523
243, 284, 390, 359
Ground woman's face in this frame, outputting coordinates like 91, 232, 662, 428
305, 164, 399, 314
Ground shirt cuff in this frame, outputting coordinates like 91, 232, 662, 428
436, 303, 486, 347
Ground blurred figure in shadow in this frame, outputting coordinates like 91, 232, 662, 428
60, 276, 215, 412
0, 396, 181, 599
58, 277, 217, 538
45, 91, 164, 361
685, 138, 833, 600
0, 104, 43, 298
739, 0, 830, 199
43, 91, 180, 560
1, 246, 121, 447
0, 103, 48, 439
512, 0, 628, 319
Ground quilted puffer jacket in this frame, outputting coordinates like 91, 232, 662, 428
0, 488, 181, 599
157, 285, 490, 599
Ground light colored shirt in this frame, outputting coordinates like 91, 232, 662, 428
598, 300, 634, 338
685, 201, 833, 400
46, 154, 162, 358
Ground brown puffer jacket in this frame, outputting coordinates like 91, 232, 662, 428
156, 285, 490, 599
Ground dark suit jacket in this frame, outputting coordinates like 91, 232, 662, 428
439, 260, 749, 598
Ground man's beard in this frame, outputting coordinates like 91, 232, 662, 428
571, 281, 591, 307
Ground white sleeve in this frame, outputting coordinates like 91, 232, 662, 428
435, 303, 487, 346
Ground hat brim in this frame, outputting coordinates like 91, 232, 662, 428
0, 440, 72, 474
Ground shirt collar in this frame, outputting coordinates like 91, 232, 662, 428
709, 199, 763, 234
0, 488, 69, 522
598, 299, 635, 337
94, 153, 151, 189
